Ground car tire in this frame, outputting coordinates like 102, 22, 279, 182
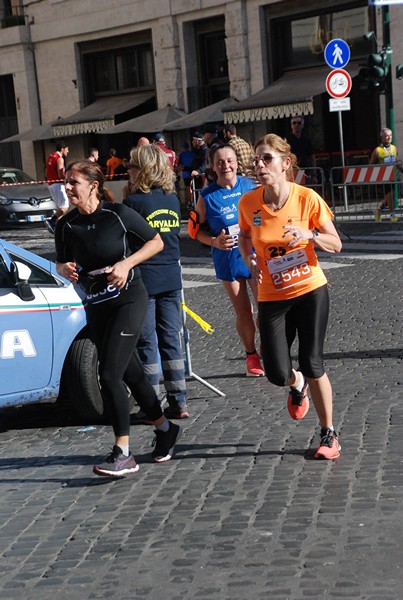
60, 328, 136, 422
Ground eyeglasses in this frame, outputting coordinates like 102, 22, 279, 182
252, 154, 284, 167
291, 120, 303, 126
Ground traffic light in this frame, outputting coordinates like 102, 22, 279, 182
359, 48, 391, 89
396, 64, 403, 80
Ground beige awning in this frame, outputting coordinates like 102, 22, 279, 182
164, 97, 238, 131
223, 66, 359, 124
103, 106, 187, 134
52, 92, 155, 136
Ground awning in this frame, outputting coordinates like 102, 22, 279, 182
164, 97, 238, 131
52, 92, 154, 136
0, 122, 58, 143
223, 66, 359, 124
103, 105, 187, 134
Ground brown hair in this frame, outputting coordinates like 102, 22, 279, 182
65, 159, 108, 199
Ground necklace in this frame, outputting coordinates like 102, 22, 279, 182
264, 190, 289, 212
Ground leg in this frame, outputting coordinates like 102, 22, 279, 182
155, 290, 187, 412
137, 296, 161, 399
222, 278, 257, 353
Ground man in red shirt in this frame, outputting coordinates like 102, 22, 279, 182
152, 133, 177, 170
44, 141, 69, 234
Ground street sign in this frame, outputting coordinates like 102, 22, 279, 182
329, 97, 351, 112
326, 69, 352, 98
324, 38, 351, 69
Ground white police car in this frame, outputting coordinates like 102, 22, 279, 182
0, 237, 135, 420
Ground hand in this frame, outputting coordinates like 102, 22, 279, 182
247, 253, 262, 283
58, 261, 79, 282
282, 225, 312, 249
106, 263, 129, 289
214, 229, 236, 251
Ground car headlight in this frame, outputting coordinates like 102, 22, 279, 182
0, 195, 13, 205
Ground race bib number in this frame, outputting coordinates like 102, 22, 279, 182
227, 224, 240, 247
266, 249, 312, 291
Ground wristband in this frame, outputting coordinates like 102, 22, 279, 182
311, 228, 319, 240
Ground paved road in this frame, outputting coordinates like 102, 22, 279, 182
0, 226, 402, 599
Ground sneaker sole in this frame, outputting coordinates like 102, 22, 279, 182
92, 464, 139, 477
152, 427, 182, 463
246, 370, 265, 377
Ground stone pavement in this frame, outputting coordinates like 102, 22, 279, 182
0, 229, 403, 600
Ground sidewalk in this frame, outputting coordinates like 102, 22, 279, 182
0, 243, 402, 599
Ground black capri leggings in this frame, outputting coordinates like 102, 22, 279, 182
259, 284, 329, 387
86, 278, 163, 436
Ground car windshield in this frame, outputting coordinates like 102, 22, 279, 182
0, 169, 36, 185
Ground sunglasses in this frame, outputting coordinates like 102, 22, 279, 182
252, 154, 284, 167
291, 120, 303, 125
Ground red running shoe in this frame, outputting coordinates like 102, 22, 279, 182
314, 428, 341, 460
246, 352, 264, 377
287, 380, 310, 420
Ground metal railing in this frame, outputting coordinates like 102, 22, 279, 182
330, 164, 401, 221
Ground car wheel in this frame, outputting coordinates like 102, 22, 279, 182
60, 327, 136, 422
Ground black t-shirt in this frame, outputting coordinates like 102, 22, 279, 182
55, 200, 157, 285
124, 188, 182, 295
288, 133, 314, 168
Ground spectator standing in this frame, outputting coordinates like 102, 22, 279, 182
44, 140, 70, 234
177, 141, 196, 205
223, 124, 254, 176
202, 124, 222, 150
87, 147, 99, 163
153, 133, 177, 170
137, 136, 150, 147
287, 115, 316, 170
370, 127, 399, 222
114, 157, 129, 180
124, 144, 188, 420
106, 148, 123, 180
190, 131, 209, 193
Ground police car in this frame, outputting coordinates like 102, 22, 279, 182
0, 237, 135, 420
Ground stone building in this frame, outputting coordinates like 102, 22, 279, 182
0, 0, 402, 179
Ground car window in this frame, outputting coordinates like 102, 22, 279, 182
8, 252, 60, 286
0, 256, 13, 288
0, 169, 35, 185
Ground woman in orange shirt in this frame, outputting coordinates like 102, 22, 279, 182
238, 134, 342, 460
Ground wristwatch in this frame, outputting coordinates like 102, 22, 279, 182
311, 228, 320, 240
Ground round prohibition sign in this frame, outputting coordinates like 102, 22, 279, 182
326, 68, 352, 99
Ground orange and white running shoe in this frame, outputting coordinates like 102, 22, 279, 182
314, 428, 341, 460
246, 352, 264, 377
287, 380, 310, 420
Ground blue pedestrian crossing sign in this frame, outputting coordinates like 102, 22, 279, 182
324, 39, 351, 69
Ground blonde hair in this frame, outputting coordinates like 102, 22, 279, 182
129, 144, 175, 193
254, 133, 298, 181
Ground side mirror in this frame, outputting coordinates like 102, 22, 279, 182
12, 261, 35, 302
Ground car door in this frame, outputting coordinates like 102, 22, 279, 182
0, 249, 53, 396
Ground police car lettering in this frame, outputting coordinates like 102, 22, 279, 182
1, 329, 37, 359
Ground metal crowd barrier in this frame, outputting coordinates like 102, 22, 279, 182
293, 167, 326, 199
330, 164, 401, 221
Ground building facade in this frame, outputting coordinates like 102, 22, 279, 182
0, 0, 402, 179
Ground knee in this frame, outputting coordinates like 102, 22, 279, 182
264, 364, 290, 387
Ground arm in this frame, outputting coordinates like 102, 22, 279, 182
107, 234, 164, 289
369, 148, 378, 165
56, 156, 65, 179
238, 228, 262, 283
194, 195, 234, 250
282, 219, 342, 254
